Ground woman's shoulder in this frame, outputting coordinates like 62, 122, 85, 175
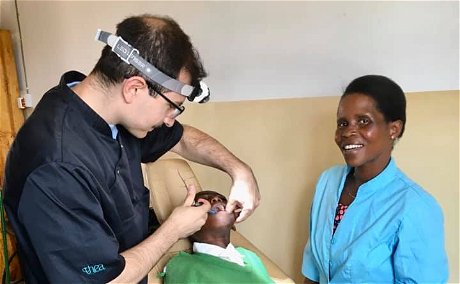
393, 169, 443, 218
321, 164, 348, 177
316, 164, 349, 184
313, 164, 348, 193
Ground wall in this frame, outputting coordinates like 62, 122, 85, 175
0, 1, 458, 104
0, 0, 28, 102
181, 91, 459, 283
1, 1, 459, 282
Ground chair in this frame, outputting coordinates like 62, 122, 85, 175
142, 157, 294, 283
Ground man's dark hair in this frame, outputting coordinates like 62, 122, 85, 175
342, 75, 407, 137
91, 14, 207, 91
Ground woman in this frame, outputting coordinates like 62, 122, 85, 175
302, 75, 448, 283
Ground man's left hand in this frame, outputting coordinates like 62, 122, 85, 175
225, 170, 260, 223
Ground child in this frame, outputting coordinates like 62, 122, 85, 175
163, 190, 273, 283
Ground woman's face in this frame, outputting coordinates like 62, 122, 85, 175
335, 93, 400, 175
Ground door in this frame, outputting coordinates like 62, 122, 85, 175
0, 29, 25, 282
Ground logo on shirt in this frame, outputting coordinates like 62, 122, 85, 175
82, 264, 106, 275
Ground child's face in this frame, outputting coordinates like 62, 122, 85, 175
194, 191, 239, 229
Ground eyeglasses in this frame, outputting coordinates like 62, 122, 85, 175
147, 82, 185, 118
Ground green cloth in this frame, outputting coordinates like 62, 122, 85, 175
163, 247, 274, 283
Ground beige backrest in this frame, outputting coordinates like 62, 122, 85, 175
142, 157, 294, 284
143, 158, 202, 224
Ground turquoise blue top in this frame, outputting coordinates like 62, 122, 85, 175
302, 159, 448, 283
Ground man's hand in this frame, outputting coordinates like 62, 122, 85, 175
225, 169, 260, 223
171, 125, 261, 223
113, 186, 210, 284
166, 185, 211, 239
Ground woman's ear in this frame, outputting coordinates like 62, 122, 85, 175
122, 76, 147, 104
389, 120, 403, 139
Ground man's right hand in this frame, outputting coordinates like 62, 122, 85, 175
113, 186, 210, 283
165, 185, 211, 239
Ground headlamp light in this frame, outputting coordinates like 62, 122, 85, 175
95, 29, 210, 103
189, 81, 210, 103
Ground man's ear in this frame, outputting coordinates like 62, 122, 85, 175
122, 76, 148, 104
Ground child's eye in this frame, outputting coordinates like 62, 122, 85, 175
358, 118, 370, 124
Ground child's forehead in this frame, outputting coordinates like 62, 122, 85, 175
195, 191, 227, 199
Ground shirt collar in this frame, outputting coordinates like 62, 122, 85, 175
60, 71, 113, 138
347, 158, 399, 198
193, 242, 245, 266
108, 124, 119, 140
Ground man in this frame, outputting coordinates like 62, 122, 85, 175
3, 14, 260, 283
163, 191, 273, 283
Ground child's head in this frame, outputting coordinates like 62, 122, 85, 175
190, 191, 239, 246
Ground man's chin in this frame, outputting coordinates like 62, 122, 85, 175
126, 128, 150, 139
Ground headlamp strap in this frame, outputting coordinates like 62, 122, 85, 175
95, 29, 194, 97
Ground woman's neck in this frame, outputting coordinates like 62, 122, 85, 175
353, 157, 391, 184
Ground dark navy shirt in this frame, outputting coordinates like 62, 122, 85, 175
4, 71, 183, 283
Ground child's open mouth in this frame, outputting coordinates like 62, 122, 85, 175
208, 203, 225, 215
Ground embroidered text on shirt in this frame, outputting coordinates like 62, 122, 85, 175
82, 264, 106, 275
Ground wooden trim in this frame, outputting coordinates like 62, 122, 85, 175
0, 29, 24, 282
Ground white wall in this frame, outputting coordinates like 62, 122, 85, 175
0, 0, 26, 97
1, 1, 458, 105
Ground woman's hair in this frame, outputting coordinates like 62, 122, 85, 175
342, 75, 406, 137
90, 14, 207, 91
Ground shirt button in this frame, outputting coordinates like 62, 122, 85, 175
120, 144, 124, 148
116, 168, 120, 174
331, 239, 335, 244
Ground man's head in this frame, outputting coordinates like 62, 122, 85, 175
190, 191, 239, 247
91, 14, 206, 91
89, 14, 207, 137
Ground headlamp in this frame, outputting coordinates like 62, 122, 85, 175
95, 29, 210, 103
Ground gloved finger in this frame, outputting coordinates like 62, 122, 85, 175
195, 198, 211, 210
235, 208, 253, 223
225, 199, 240, 214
